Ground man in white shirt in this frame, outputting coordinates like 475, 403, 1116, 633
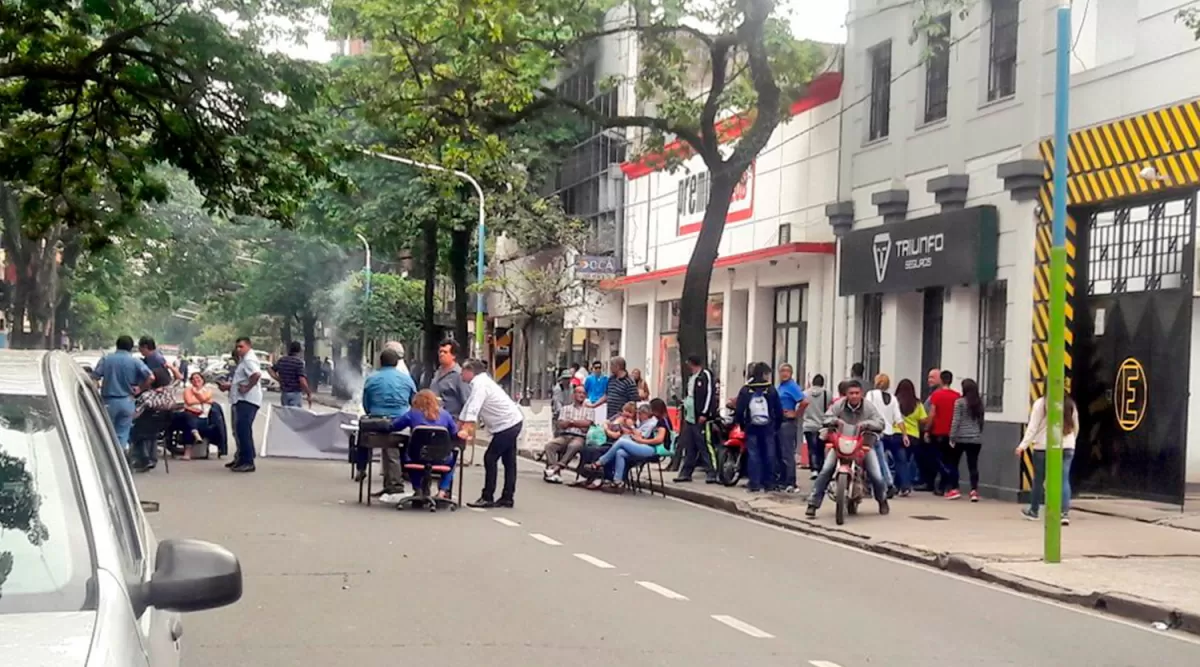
217, 337, 263, 473
459, 359, 525, 508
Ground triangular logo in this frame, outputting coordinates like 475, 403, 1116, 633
872, 232, 891, 283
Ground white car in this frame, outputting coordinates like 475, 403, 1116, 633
0, 350, 243, 666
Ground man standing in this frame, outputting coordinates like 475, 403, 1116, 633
603, 356, 639, 420
570, 362, 586, 387
674, 355, 718, 483
91, 335, 152, 451
582, 360, 609, 423
270, 341, 312, 408
775, 363, 807, 493
543, 385, 591, 483
218, 337, 263, 473
461, 359, 525, 509
927, 368, 961, 496
357, 348, 417, 496
383, 340, 411, 376
139, 336, 181, 381
429, 340, 471, 417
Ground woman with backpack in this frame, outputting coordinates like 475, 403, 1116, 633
893, 379, 928, 497
947, 378, 986, 501
801, 374, 831, 480
734, 361, 784, 493
866, 373, 904, 498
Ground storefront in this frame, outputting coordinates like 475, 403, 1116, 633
655, 295, 724, 401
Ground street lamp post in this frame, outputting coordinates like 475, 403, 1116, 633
355, 232, 372, 363
360, 150, 487, 358
1045, 1, 1073, 563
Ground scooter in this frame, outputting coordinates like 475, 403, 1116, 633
717, 423, 748, 486
823, 422, 875, 525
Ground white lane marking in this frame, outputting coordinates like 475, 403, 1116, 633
711, 615, 774, 639
635, 581, 689, 600
574, 553, 615, 569
529, 533, 562, 546
810, 662, 843, 667
467, 507, 486, 513
492, 517, 520, 527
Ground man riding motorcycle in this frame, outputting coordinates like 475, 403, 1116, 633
805, 379, 890, 518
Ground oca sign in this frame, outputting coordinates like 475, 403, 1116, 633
577, 255, 619, 280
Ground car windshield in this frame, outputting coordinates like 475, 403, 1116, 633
0, 392, 94, 613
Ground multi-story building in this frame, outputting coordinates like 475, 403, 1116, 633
829, 0, 1200, 502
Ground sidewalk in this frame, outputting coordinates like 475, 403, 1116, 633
516, 445, 1200, 634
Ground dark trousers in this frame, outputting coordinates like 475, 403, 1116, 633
745, 427, 777, 491
804, 430, 825, 472
942, 441, 982, 491
775, 420, 799, 488
917, 435, 949, 492
679, 420, 717, 479
233, 401, 259, 464
481, 422, 523, 503
578, 445, 614, 480
883, 434, 912, 491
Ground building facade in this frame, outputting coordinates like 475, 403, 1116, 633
831, 0, 1200, 502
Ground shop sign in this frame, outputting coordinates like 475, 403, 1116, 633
676, 161, 755, 234
839, 206, 999, 295
576, 255, 620, 280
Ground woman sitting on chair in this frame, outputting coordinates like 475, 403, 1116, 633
181, 372, 213, 460
587, 401, 668, 493
391, 390, 460, 499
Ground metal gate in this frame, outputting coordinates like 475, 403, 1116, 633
921, 288, 944, 397
1073, 196, 1195, 504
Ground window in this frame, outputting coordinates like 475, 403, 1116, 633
76, 386, 145, 574
987, 0, 1019, 101
860, 293, 883, 382
1088, 197, 1193, 296
924, 13, 951, 123
978, 281, 1008, 411
867, 41, 892, 141
657, 296, 723, 401
772, 286, 808, 379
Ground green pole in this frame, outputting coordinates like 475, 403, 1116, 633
1045, 2, 1073, 563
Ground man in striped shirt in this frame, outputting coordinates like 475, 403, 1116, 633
604, 356, 640, 420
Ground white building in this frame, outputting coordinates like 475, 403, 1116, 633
616, 73, 845, 402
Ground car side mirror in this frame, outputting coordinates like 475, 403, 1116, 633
142, 539, 242, 613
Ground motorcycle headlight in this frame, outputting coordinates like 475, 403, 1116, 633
836, 437, 859, 456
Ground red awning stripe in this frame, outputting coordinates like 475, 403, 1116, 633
604, 242, 835, 289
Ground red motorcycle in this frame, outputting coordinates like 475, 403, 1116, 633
823, 422, 874, 525
718, 423, 747, 487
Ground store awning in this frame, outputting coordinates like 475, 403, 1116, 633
604, 241, 835, 289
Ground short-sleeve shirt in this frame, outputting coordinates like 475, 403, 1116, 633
93, 351, 151, 399
557, 403, 593, 436
777, 380, 806, 413
274, 355, 307, 393
901, 403, 928, 437
605, 374, 640, 420
231, 352, 264, 407
362, 366, 417, 418
142, 350, 168, 371
583, 374, 609, 403
929, 387, 962, 436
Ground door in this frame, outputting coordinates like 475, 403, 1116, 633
1073, 197, 1195, 504
921, 288, 944, 397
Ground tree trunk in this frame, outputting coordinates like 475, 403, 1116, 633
519, 319, 533, 406
301, 312, 318, 391
420, 215, 438, 387
281, 319, 293, 350
449, 225, 470, 360
678, 172, 738, 397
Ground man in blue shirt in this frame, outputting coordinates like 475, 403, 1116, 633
775, 363, 807, 493
357, 348, 417, 495
582, 360, 609, 422
91, 335, 152, 450
139, 336, 181, 381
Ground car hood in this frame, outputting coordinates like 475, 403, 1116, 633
0, 611, 95, 666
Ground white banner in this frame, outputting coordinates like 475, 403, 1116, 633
261, 405, 357, 460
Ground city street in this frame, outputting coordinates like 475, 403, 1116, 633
136, 445, 1200, 667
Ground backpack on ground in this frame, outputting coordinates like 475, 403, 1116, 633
748, 390, 771, 426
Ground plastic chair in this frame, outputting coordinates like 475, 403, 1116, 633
399, 425, 457, 512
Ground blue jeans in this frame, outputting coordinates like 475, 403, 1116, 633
233, 401, 259, 464
776, 421, 799, 488
883, 434, 912, 491
1030, 449, 1074, 515
598, 438, 658, 481
745, 427, 777, 491
281, 391, 303, 407
408, 451, 457, 492
808, 444, 887, 509
804, 430, 824, 472
873, 439, 893, 489
104, 396, 135, 449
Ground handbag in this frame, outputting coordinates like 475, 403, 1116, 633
585, 423, 608, 447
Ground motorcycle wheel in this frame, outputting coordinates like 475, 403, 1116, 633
835, 472, 848, 525
719, 448, 742, 487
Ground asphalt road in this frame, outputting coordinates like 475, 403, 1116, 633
137, 438, 1200, 667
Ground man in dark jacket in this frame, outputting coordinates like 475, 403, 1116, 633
805, 379, 889, 517
674, 355, 719, 483
734, 362, 784, 493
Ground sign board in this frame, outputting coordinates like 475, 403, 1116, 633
839, 206, 999, 295
576, 255, 620, 280
518, 404, 555, 452
676, 160, 756, 235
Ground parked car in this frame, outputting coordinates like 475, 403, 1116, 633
0, 350, 243, 666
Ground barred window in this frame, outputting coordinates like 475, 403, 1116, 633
978, 281, 1008, 411
987, 0, 1019, 101
773, 286, 808, 380
868, 41, 892, 141
924, 13, 951, 123
860, 293, 883, 382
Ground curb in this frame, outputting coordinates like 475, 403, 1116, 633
516, 449, 1199, 635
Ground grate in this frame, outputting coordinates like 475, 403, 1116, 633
910, 514, 948, 521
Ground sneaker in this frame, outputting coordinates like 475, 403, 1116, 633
231, 463, 256, 473
784, 485, 799, 494
379, 492, 412, 505
548, 472, 564, 485
810, 472, 818, 480
672, 475, 693, 483
1022, 508, 1039, 521
945, 489, 962, 500
704, 476, 719, 484
1061, 514, 1070, 526
879, 498, 890, 515
224, 459, 240, 469
969, 490, 980, 502
494, 498, 515, 508
804, 505, 817, 518
746, 487, 763, 494
887, 486, 898, 499
354, 470, 367, 483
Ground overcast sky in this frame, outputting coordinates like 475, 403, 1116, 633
274, 1, 850, 62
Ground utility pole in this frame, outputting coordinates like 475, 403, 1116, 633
1045, 0, 1073, 563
